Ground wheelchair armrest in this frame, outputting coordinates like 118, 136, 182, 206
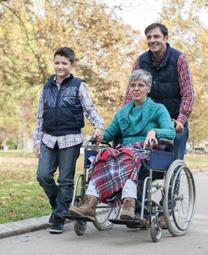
86, 137, 111, 148
157, 138, 174, 145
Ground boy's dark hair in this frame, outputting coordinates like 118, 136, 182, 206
144, 23, 168, 37
54, 47, 75, 63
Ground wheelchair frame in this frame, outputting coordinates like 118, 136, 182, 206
68, 138, 196, 242
139, 148, 196, 241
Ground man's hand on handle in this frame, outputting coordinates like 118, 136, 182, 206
174, 120, 184, 133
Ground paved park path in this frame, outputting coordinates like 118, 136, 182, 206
0, 170, 208, 255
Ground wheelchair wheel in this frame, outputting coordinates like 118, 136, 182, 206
150, 217, 162, 242
163, 160, 196, 236
74, 220, 87, 236
93, 203, 121, 230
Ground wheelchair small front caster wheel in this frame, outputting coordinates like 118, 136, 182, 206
150, 217, 162, 242
74, 220, 87, 236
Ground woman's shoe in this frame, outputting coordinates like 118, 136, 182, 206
120, 198, 135, 220
69, 195, 98, 221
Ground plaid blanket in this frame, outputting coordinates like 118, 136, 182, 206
88, 142, 150, 204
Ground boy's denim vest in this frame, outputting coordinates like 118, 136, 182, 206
42, 75, 84, 136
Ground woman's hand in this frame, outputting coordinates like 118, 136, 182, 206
143, 130, 157, 149
93, 128, 103, 142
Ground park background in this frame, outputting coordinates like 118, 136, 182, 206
0, 0, 208, 223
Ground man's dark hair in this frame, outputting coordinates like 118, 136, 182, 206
54, 47, 75, 63
144, 23, 168, 37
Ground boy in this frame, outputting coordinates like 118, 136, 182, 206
33, 47, 103, 234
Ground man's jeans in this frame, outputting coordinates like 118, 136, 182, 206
37, 142, 81, 219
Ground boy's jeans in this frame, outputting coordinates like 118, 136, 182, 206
37, 142, 81, 219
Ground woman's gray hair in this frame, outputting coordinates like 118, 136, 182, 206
129, 69, 152, 88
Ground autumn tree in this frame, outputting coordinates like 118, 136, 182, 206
0, 0, 139, 146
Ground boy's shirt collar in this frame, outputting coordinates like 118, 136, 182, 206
53, 74, 72, 89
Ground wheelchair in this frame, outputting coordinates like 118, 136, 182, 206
65, 138, 196, 242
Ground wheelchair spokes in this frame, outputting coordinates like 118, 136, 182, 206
163, 160, 196, 235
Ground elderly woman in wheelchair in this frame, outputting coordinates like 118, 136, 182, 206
68, 69, 195, 241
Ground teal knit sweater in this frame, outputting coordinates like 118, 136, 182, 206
103, 98, 176, 145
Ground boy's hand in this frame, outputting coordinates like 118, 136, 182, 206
94, 128, 103, 142
143, 130, 157, 149
34, 144, 40, 158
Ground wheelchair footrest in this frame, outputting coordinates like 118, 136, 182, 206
109, 218, 146, 228
63, 213, 94, 222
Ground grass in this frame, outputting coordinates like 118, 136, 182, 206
0, 153, 84, 224
0, 151, 207, 224
0, 151, 34, 157
184, 153, 208, 169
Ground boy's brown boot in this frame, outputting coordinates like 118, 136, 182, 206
69, 195, 98, 221
120, 198, 135, 220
